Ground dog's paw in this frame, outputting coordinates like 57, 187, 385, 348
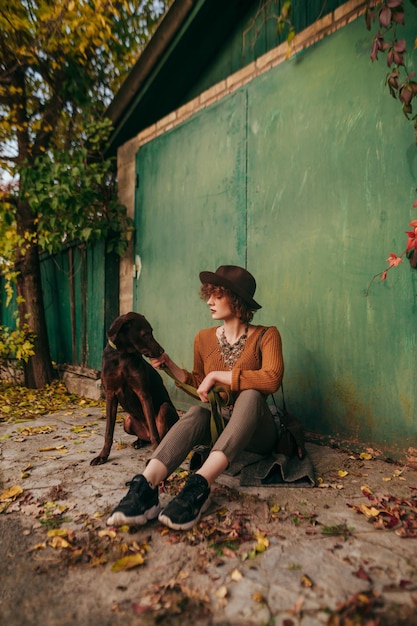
90, 455, 107, 466
132, 438, 148, 450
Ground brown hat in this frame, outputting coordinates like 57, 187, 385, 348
199, 265, 261, 309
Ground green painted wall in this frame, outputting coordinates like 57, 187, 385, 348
246, 21, 417, 457
133, 10, 417, 460
134, 90, 247, 362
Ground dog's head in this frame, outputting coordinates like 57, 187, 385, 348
107, 312, 164, 358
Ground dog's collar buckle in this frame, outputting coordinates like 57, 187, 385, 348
108, 339, 117, 350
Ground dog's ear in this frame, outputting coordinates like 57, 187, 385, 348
107, 312, 139, 343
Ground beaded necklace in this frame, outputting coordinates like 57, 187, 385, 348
218, 326, 248, 369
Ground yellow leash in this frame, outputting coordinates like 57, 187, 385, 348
161, 366, 231, 444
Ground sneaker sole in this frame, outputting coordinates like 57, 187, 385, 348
107, 503, 162, 527
158, 497, 211, 531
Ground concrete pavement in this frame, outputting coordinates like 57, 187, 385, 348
1, 404, 417, 625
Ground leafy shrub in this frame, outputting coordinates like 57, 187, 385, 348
0, 324, 35, 381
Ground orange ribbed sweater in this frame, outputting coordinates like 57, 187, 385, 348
181, 325, 284, 398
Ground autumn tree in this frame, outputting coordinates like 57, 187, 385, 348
0, 0, 171, 388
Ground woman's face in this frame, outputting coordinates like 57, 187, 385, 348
206, 291, 234, 322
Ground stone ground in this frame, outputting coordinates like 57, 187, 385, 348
1, 404, 417, 626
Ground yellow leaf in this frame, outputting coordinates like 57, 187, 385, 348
360, 452, 372, 460
359, 504, 381, 518
29, 542, 47, 551
215, 585, 228, 599
383, 477, 392, 482
49, 536, 71, 549
252, 592, 264, 603
47, 528, 69, 537
0, 485, 23, 501
254, 532, 269, 553
118, 525, 130, 533
111, 553, 145, 572
98, 529, 117, 539
338, 470, 348, 478
301, 574, 314, 587
361, 485, 373, 495
231, 569, 243, 582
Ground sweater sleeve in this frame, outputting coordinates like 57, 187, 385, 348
180, 330, 207, 390
230, 326, 284, 395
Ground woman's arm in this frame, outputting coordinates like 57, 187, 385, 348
197, 370, 232, 403
231, 326, 284, 395
149, 353, 187, 383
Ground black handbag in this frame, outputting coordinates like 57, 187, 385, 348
256, 327, 305, 459
272, 390, 305, 459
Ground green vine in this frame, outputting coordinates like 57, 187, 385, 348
364, 0, 417, 292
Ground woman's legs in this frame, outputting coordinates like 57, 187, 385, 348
108, 390, 276, 529
148, 404, 212, 476
107, 404, 212, 527
159, 390, 276, 530
211, 389, 276, 459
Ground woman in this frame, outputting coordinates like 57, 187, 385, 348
107, 265, 284, 531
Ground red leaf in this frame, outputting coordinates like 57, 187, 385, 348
355, 566, 372, 582
379, 6, 392, 28
386, 253, 402, 268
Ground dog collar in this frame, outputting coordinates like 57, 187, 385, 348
108, 339, 117, 350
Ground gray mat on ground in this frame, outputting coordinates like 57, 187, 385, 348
225, 450, 316, 487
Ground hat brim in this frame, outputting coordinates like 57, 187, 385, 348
199, 271, 261, 309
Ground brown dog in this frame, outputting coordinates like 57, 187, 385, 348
90, 312, 179, 466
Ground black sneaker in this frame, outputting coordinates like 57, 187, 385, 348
107, 474, 161, 527
158, 474, 210, 530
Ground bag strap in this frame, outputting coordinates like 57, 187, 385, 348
256, 326, 286, 412
161, 365, 230, 444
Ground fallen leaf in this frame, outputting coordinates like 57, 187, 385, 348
28, 542, 47, 551
215, 585, 228, 599
111, 553, 145, 572
300, 574, 313, 587
47, 528, 69, 537
355, 566, 372, 582
98, 529, 117, 539
338, 470, 348, 478
254, 531, 269, 553
359, 504, 381, 518
49, 536, 71, 549
252, 592, 264, 603
0, 485, 24, 501
230, 569, 243, 582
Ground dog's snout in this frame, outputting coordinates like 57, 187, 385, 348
144, 344, 164, 359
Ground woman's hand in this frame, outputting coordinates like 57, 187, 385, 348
149, 352, 171, 370
197, 371, 232, 402
149, 353, 187, 384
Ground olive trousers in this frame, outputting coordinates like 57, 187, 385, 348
150, 389, 277, 476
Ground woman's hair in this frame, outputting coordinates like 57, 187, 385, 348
199, 283, 255, 324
